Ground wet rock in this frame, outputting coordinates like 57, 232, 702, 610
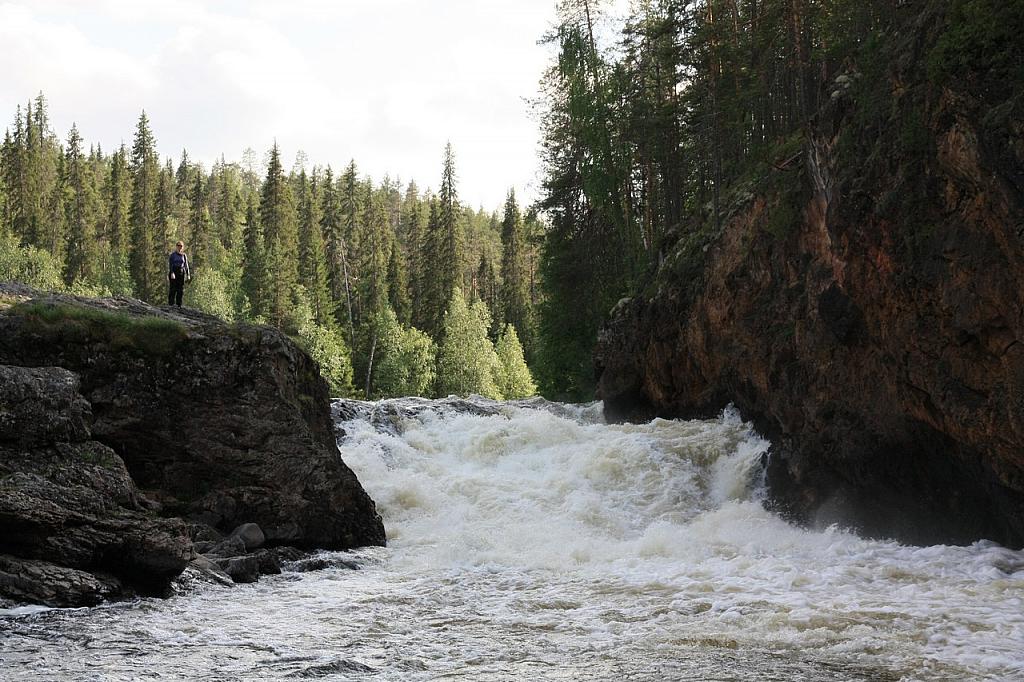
0, 366, 192, 607
184, 555, 234, 587
0, 289, 386, 607
206, 536, 247, 558
213, 555, 260, 584
0, 555, 124, 607
269, 546, 309, 564
332, 396, 502, 436
0, 365, 91, 447
285, 553, 361, 573
251, 549, 282, 575
190, 523, 224, 543
229, 522, 265, 551
289, 659, 376, 677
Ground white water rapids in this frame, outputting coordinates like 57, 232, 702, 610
2, 398, 1023, 680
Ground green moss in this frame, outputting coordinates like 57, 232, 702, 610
765, 195, 800, 241
10, 302, 187, 356
75, 443, 120, 468
229, 322, 261, 342
652, 219, 718, 302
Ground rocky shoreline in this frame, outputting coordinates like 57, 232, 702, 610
0, 284, 385, 607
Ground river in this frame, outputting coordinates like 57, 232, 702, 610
2, 398, 1023, 680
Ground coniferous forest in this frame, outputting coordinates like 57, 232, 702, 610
2, 0, 1018, 400
0, 96, 540, 400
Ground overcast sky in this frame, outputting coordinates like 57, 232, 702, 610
0, 0, 604, 210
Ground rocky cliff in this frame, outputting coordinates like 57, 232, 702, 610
596, 6, 1024, 547
0, 284, 385, 606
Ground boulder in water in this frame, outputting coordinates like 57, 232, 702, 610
229, 522, 265, 551
213, 555, 260, 584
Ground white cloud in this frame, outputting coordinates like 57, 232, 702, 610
0, 0, 562, 208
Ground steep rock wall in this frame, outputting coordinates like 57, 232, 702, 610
596, 8, 1024, 547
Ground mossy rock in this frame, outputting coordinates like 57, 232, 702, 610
8, 302, 187, 357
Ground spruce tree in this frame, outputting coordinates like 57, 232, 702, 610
105, 144, 131, 257
156, 160, 176, 265
63, 123, 99, 286
500, 188, 532, 352
23, 96, 62, 255
258, 142, 300, 328
189, 172, 214, 270
338, 160, 365, 326
211, 157, 243, 251
387, 236, 411, 325
209, 158, 245, 315
417, 144, 467, 341
420, 197, 444, 338
43, 151, 66, 269
320, 165, 355, 341
128, 111, 162, 301
0, 113, 22, 237
241, 193, 269, 319
175, 149, 193, 203
402, 181, 427, 329
298, 169, 334, 327
437, 143, 464, 297
0, 95, 63, 261
0, 141, 7, 239
360, 188, 390, 321
476, 252, 500, 336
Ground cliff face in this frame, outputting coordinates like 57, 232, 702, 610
0, 285, 385, 605
595, 8, 1024, 547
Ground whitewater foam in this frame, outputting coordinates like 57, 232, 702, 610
335, 399, 1024, 679
2, 399, 1022, 681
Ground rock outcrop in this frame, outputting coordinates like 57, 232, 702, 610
0, 364, 191, 605
0, 285, 385, 606
595, 7, 1024, 547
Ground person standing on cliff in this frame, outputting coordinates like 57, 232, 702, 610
168, 240, 190, 307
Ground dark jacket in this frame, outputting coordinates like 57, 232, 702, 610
168, 251, 190, 280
